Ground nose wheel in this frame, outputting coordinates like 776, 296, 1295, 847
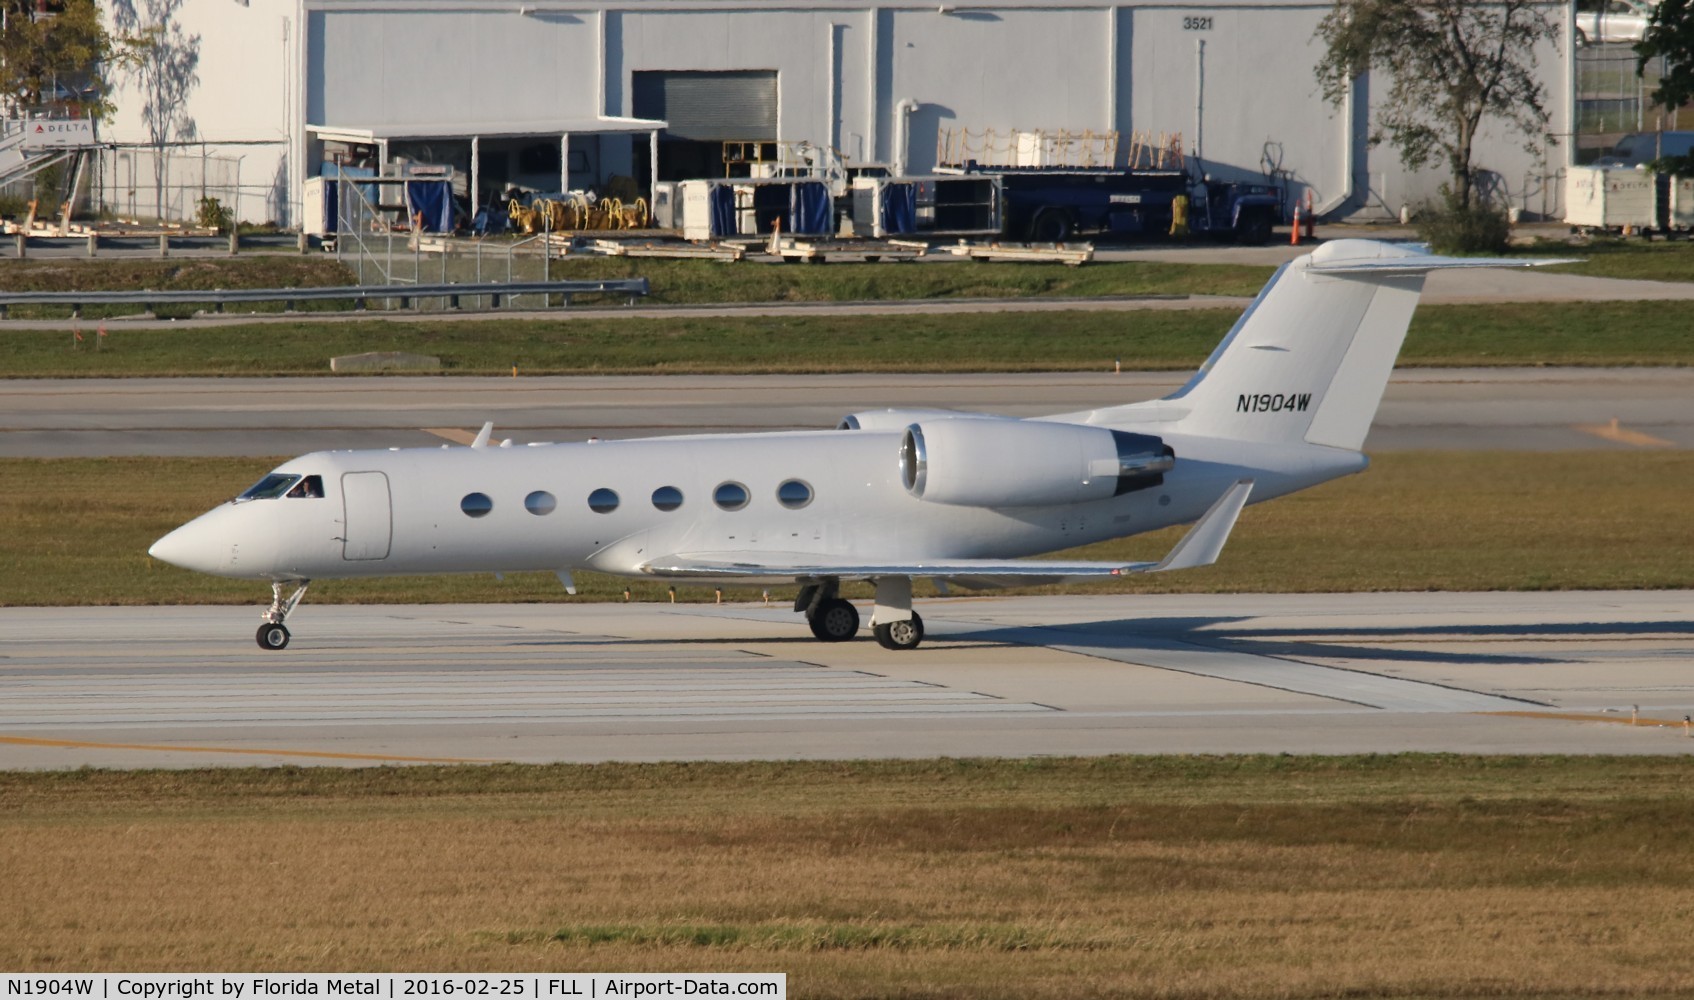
257, 579, 310, 650
873, 612, 924, 650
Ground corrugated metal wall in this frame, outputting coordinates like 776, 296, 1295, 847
633, 70, 778, 141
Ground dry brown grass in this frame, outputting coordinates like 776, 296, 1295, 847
4, 451, 1691, 606
4, 758, 1694, 997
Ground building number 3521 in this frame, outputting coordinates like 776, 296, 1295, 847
1183, 16, 1214, 30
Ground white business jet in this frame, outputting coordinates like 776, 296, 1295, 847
150, 240, 1552, 650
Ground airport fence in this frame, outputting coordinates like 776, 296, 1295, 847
328, 176, 581, 310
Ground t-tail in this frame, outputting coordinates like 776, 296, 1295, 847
1117, 240, 1565, 450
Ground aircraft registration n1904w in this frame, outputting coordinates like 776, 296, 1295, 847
150, 239, 1559, 651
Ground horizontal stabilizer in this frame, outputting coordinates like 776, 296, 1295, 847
1307, 253, 1578, 276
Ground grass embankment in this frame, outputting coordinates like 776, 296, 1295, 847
0, 256, 1274, 320
4, 756, 1694, 995
4, 299, 1693, 376
3, 451, 1689, 607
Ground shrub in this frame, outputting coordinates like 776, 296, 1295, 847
1415, 202, 1511, 254
196, 196, 233, 232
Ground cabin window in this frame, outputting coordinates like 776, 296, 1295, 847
713, 481, 749, 511
237, 473, 299, 502
652, 485, 684, 512
525, 490, 557, 515
461, 492, 493, 518
588, 488, 620, 514
776, 479, 813, 509
285, 475, 325, 499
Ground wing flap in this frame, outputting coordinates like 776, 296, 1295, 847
638, 479, 1255, 585
638, 555, 1157, 584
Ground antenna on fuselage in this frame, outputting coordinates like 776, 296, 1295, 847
471, 421, 494, 449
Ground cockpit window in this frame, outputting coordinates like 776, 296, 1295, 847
236, 473, 300, 502
285, 475, 325, 499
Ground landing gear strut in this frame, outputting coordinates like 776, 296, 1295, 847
257, 579, 310, 650
799, 579, 860, 642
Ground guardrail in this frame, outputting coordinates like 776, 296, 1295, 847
0, 277, 651, 319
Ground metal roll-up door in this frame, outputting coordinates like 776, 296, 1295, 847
633, 70, 778, 141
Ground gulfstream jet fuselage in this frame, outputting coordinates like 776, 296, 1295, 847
150, 240, 1561, 650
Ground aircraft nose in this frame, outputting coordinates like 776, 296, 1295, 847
149, 520, 227, 575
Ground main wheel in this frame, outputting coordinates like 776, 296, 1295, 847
1235, 211, 1273, 246
256, 622, 291, 650
808, 598, 860, 642
1028, 209, 1072, 243
873, 612, 924, 651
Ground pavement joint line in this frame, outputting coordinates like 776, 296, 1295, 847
0, 734, 497, 763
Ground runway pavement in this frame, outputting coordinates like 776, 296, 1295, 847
2, 367, 1689, 456
2, 592, 1691, 769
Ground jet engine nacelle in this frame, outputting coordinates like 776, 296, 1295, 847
899, 418, 1174, 507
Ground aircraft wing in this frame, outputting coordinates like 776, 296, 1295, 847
637, 480, 1253, 587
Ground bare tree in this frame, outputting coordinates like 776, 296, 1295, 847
111, 0, 199, 220
1314, 0, 1560, 213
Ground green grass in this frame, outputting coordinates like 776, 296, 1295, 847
1523, 237, 1694, 283
3, 451, 1689, 607
3, 299, 1692, 376
0, 255, 1275, 320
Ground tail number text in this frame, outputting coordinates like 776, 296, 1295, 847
1237, 392, 1311, 414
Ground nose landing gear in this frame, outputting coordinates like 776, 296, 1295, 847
257, 579, 311, 650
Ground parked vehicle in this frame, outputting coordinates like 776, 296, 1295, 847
1595, 131, 1694, 167
1575, 0, 1656, 45
941, 163, 1285, 244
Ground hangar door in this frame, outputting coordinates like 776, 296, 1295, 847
634, 70, 777, 180
341, 471, 392, 561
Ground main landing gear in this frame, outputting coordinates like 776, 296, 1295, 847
796, 576, 925, 650
257, 579, 311, 650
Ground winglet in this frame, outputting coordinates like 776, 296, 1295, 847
470, 421, 494, 449
1151, 479, 1254, 573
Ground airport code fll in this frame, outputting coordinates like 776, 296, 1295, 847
4, 977, 783, 1000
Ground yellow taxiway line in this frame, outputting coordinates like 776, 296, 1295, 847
422, 427, 479, 445
0, 734, 495, 764
1573, 418, 1675, 448
1482, 710, 1692, 729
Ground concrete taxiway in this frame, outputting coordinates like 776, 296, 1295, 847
3, 592, 1691, 769
2, 367, 1689, 457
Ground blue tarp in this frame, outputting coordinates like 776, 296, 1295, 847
406, 180, 453, 233
788, 181, 831, 235
319, 164, 377, 232
881, 183, 917, 234
709, 184, 737, 238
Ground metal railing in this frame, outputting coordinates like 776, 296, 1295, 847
0, 277, 649, 320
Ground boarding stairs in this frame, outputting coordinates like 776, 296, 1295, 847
1, 118, 97, 189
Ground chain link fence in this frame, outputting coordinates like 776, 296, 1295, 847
327, 175, 588, 309
92, 146, 246, 225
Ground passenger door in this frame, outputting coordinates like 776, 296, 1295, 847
341, 471, 392, 561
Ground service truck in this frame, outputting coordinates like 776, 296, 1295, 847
944, 162, 1286, 244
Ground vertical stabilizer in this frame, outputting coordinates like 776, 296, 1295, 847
1155, 240, 1563, 451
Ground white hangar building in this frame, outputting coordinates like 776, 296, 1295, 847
94, 0, 1576, 227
